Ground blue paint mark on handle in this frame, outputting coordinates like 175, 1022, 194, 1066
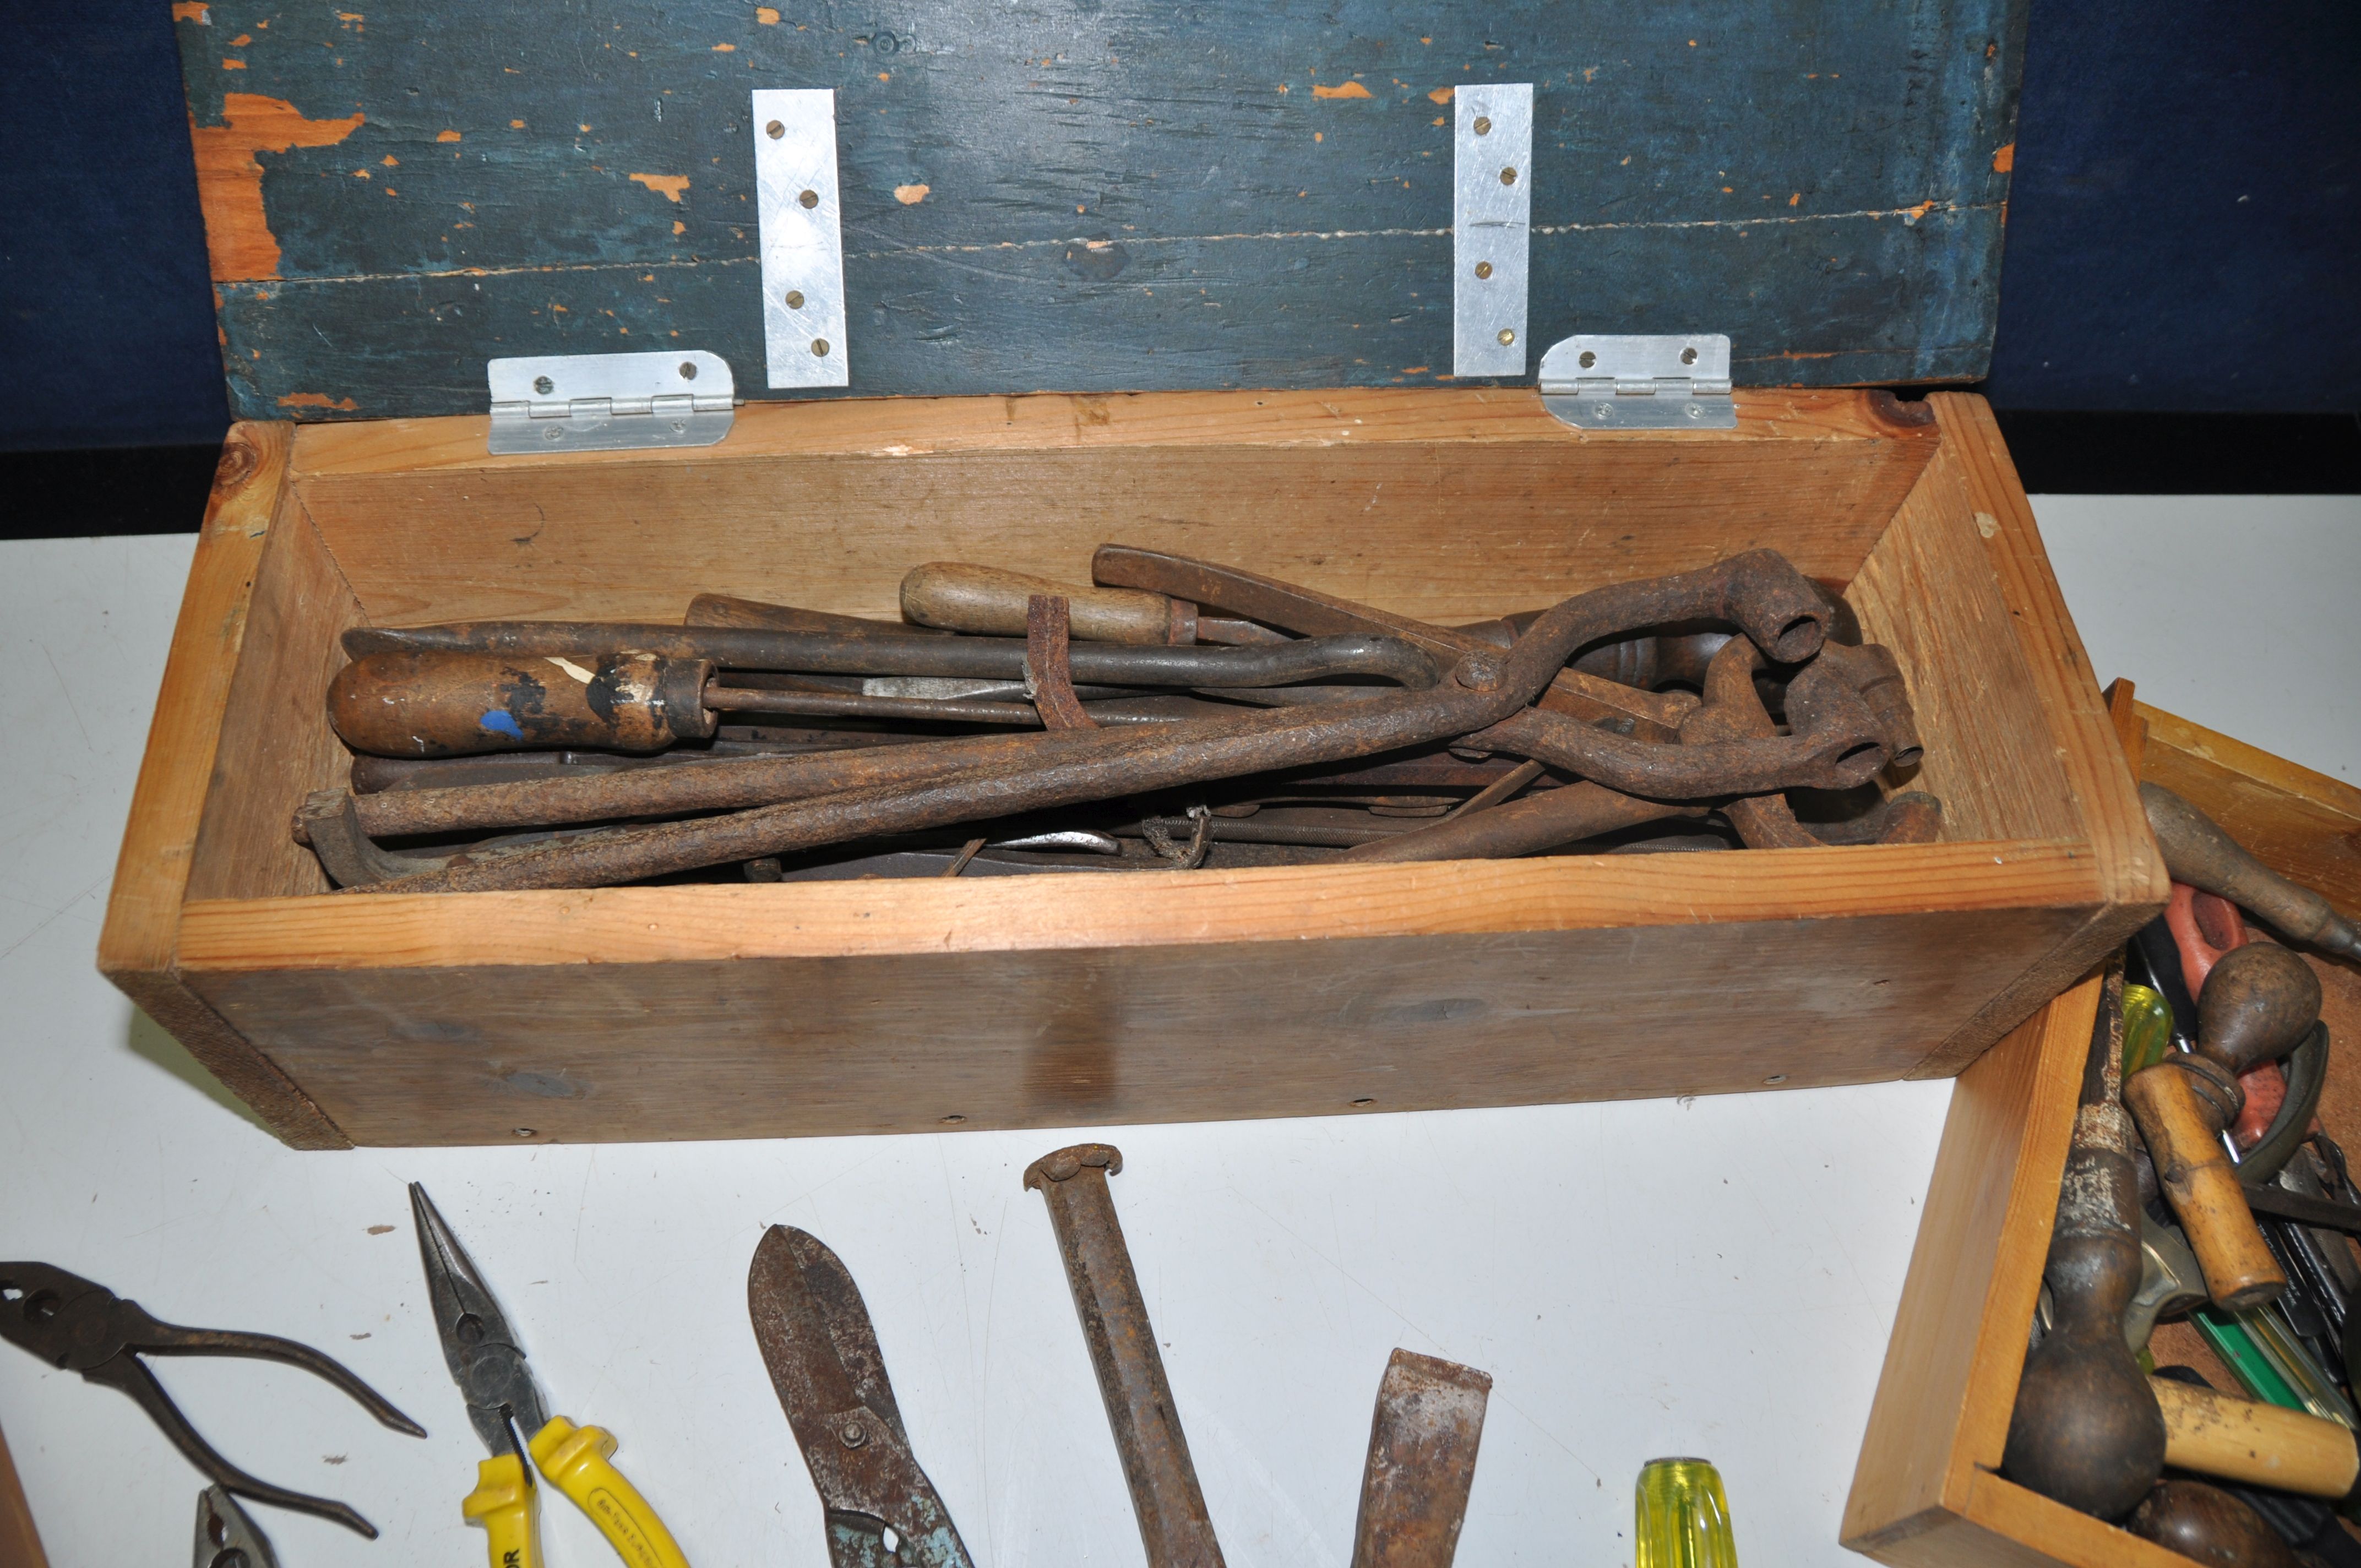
479, 710, 525, 739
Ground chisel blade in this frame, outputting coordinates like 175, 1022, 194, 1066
1350, 1349, 1492, 1568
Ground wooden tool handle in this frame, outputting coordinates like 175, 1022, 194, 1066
328, 650, 716, 757
2142, 782, 2361, 959
2151, 1377, 2360, 1498
2123, 1063, 2284, 1311
901, 562, 1189, 644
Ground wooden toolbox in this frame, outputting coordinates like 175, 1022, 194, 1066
104, 0, 2161, 1152
1843, 695, 2361, 1566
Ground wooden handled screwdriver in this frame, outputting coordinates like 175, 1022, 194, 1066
901, 562, 1287, 646
2123, 941, 2321, 1310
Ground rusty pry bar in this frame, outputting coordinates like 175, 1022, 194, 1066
1351, 1350, 1493, 1568
336, 551, 1856, 892
1025, 594, 1099, 730
1025, 1145, 1226, 1568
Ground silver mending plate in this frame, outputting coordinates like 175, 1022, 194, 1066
1453, 83, 1533, 379
753, 89, 850, 390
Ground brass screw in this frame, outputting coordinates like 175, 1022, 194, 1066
1473, 260, 1493, 280
1472, 115, 1492, 135
784, 289, 804, 309
1496, 328, 1515, 346
798, 188, 819, 209
765, 119, 785, 139
1499, 166, 1517, 186
812, 339, 831, 357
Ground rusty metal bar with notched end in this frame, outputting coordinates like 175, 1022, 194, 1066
333, 551, 1848, 891
1352, 1349, 1493, 1568
1025, 1145, 1227, 1568
1090, 545, 1699, 742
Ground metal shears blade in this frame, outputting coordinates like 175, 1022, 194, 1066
748, 1226, 975, 1568
409, 1183, 552, 1456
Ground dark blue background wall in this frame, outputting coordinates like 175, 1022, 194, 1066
2, 2, 2353, 453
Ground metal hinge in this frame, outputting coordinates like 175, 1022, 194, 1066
1538, 334, 1736, 429
486, 350, 735, 454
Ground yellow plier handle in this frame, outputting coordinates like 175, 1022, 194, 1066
529, 1416, 692, 1568
463, 1451, 542, 1568
461, 1419, 688, 1568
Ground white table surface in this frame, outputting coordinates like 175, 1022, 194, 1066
1, 496, 2355, 1567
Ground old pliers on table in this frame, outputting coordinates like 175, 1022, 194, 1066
748, 1226, 975, 1568
0, 1261, 423, 1536
410, 1183, 691, 1568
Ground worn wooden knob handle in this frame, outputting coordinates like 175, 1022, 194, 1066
2152, 1377, 2360, 1498
901, 562, 1190, 645
328, 649, 716, 757
2123, 1062, 2284, 1311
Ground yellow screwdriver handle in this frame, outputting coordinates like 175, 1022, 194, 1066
462, 1451, 542, 1568
529, 1416, 692, 1568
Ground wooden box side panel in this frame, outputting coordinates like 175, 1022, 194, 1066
2138, 700, 2361, 922
1840, 977, 2096, 1562
93, 423, 352, 1150
284, 388, 1939, 628
184, 904, 2093, 1147
184, 493, 366, 903
1851, 394, 2164, 1076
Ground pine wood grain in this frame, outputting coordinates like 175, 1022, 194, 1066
91, 424, 350, 1151
1841, 977, 2097, 1560
184, 497, 362, 901
0, 1418, 46, 1568
285, 388, 1940, 629
1894, 396, 2166, 1076
181, 899, 2096, 1147
178, 842, 2097, 968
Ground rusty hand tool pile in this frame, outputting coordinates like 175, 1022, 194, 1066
295, 545, 1940, 893
2000, 786, 2361, 1568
